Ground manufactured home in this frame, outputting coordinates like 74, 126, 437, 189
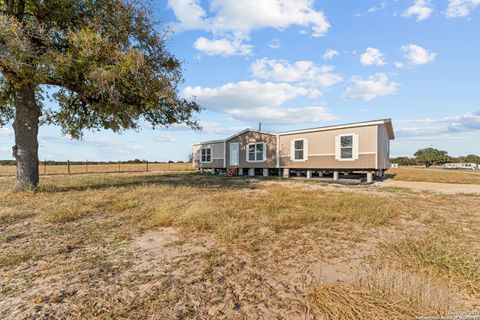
443, 163, 479, 170
192, 119, 394, 182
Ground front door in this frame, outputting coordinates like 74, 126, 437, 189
229, 142, 239, 166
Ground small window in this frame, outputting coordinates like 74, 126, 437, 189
293, 139, 304, 160
201, 147, 212, 163
247, 142, 265, 162
248, 144, 255, 161
256, 143, 264, 161
340, 135, 353, 159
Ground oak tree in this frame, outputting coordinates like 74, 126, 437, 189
414, 147, 450, 167
0, 0, 200, 188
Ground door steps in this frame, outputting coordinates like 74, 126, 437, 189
227, 168, 238, 176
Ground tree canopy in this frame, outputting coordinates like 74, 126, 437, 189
463, 154, 480, 164
1, 0, 200, 187
414, 147, 451, 167
1, 0, 200, 136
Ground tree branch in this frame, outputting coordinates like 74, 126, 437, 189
17, 0, 25, 20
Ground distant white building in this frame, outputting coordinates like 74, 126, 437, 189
390, 163, 399, 168
443, 163, 479, 170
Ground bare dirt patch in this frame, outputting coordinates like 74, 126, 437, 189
380, 180, 480, 194
131, 228, 214, 267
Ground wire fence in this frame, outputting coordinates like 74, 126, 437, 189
0, 162, 195, 177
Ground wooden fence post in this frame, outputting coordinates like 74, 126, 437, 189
86, 160, 88, 173
118, 162, 121, 173
43, 160, 47, 175
67, 160, 71, 175
146, 161, 149, 172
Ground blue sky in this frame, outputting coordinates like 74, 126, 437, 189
1, 0, 479, 161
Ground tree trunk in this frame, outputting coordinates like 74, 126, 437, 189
12, 84, 41, 188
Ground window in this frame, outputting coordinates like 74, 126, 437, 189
201, 147, 212, 163
294, 139, 304, 160
340, 135, 353, 159
247, 142, 265, 162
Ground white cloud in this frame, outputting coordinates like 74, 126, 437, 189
268, 39, 281, 49
395, 61, 405, 69
229, 106, 336, 124
198, 121, 246, 135
446, 0, 480, 17
168, 0, 330, 55
183, 80, 334, 125
401, 44, 437, 65
342, 73, 398, 101
354, 1, 389, 17
167, 0, 209, 30
402, 0, 433, 21
398, 111, 480, 129
193, 37, 252, 56
155, 120, 246, 135
208, 0, 330, 37
323, 49, 339, 60
396, 111, 480, 138
360, 48, 386, 66
184, 80, 315, 111
153, 134, 177, 142
250, 58, 342, 88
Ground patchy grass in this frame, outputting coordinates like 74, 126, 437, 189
0, 162, 194, 177
1, 172, 479, 318
0, 248, 37, 268
383, 230, 480, 295
389, 167, 480, 185
135, 186, 400, 242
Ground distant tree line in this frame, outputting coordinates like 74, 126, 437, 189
390, 147, 480, 167
0, 159, 190, 166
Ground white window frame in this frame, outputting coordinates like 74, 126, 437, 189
291, 138, 308, 162
335, 133, 359, 161
246, 142, 266, 163
340, 135, 354, 160
201, 147, 212, 163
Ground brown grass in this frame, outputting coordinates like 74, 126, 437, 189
383, 230, 480, 295
307, 268, 451, 320
1, 172, 479, 318
0, 162, 194, 177
388, 167, 480, 185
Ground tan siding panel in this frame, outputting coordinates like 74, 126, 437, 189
193, 142, 224, 168
279, 125, 378, 169
377, 124, 390, 169
226, 131, 277, 168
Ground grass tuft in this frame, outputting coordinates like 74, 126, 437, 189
306, 281, 442, 320
383, 231, 480, 294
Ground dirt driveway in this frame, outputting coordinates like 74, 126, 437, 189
379, 180, 480, 194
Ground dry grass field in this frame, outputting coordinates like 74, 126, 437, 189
1, 172, 479, 319
388, 166, 480, 184
0, 162, 194, 177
